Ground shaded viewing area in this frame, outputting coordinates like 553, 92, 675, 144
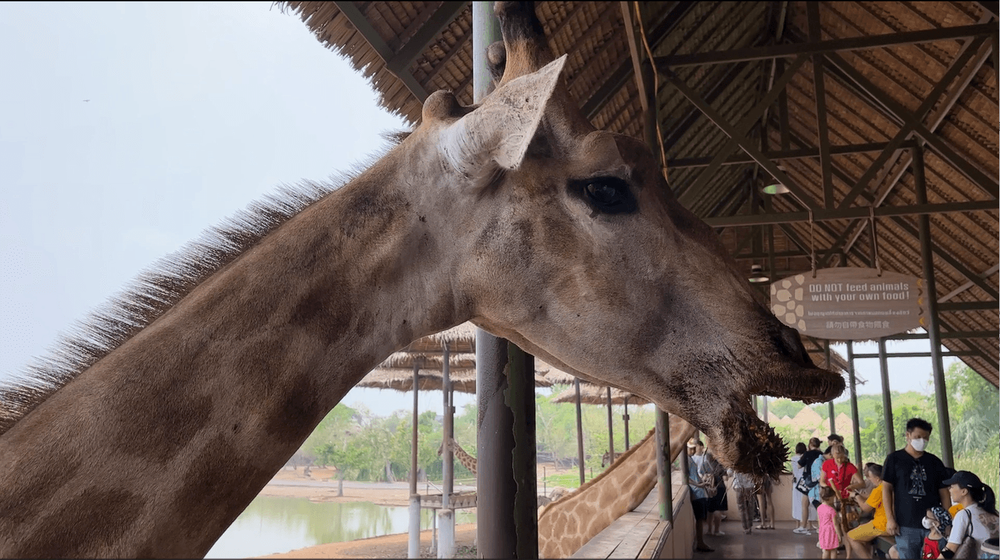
280, 1, 998, 558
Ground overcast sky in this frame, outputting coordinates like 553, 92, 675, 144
0, 2, 956, 420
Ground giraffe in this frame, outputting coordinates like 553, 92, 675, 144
437, 437, 477, 476
0, 2, 843, 556
537, 419, 697, 558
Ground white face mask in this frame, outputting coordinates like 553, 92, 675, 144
922, 517, 934, 529
911, 438, 928, 452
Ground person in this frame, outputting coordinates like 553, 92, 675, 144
810, 445, 832, 510
938, 470, 999, 558
882, 418, 953, 559
756, 475, 776, 529
792, 441, 818, 534
688, 438, 706, 471
701, 449, 728, 536
688, 446, 713, 552
921, 506, 952, 559
829, 433, 846, 447
818, 486, 841, 558
800, 437, 824, 530
730, 468, 757, 535
845, 463, 888, 559
821, 443, 864, 549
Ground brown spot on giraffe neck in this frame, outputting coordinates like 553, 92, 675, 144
14, 488, 143, 558
0, 457, 81, 527
163, 435, 278, 557
289, 276, 354, 346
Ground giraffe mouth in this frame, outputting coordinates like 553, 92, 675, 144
687, 364, 843, 479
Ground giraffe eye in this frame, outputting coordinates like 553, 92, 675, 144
573, 177, 637, 215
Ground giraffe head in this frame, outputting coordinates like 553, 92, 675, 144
399, 1, 843, 477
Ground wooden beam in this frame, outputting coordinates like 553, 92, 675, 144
655, 23, 997, 67
333, 1, 429, 101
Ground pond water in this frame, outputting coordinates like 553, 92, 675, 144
206, 496, 477, 558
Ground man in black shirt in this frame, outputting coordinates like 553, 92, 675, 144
881, 418, 952, 559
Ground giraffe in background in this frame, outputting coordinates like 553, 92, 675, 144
437, 437, 477, 476
537, 417, 697, 558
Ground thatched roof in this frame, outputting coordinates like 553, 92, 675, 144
281, 1, 998, 386
402, 322, 477, 353
550, 383, 652, 406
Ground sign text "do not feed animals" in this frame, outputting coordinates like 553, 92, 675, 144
769, 267, 926, 341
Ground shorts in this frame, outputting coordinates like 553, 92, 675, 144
846, 521, 887, 543
691, 497, 709, 521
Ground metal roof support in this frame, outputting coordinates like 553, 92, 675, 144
654, 23, 997, 67
661, 61, 749, 154
581, 2, 696, 120
662, 67, 820, 210
832, 36, 993, 209
822, 46, 998, 202
817, 160, 998, 301
332, 1, 430, 102
856, 350, 983, 359
669, 141, 906, 169
806, 3, 834, 209
914, 146, 954, 469
939, 264, 1000, 303
846, 341, 862, 467
877, 338, 896, 453
704, 199, 998, 226
388, 2, 469, 77
675, 54, 808, 205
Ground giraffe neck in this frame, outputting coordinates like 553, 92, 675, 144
0, 146, 467, 557
452, 438, 477, 475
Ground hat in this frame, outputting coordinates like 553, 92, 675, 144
687, 441, 697, 449
943, 470, 983, 490
929, 505, 952, 529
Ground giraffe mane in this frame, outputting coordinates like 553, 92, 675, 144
0, 131, 411, 437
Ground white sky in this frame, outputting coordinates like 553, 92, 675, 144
0, 2, 959, 420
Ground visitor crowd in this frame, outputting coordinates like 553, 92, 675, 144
686, 418, 998, 558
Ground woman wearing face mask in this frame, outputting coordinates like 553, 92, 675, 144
936, 471, 999, 559
881, 418, 953, 560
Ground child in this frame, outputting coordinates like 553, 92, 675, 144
921, 506, 952, 559
818, 486, 840, 558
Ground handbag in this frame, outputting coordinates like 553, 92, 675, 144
795, 476, 817, 495
954, 509, 979, 559
702, 473, 718, 498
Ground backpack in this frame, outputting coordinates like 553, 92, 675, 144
795, 454, 819, 495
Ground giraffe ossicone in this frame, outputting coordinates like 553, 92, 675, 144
0, 1, 843, 556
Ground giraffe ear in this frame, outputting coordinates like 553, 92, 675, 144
440, 54, 566, 175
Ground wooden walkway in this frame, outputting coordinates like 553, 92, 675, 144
572, 486, 669, 559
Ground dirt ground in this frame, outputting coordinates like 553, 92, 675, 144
251, 464, 574, 558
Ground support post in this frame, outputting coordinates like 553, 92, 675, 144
473, 4, 521, 558
574, 379, 586, 486
408, 495, 421, 559
507, 346, 538, 559
878, 337, 896, 452
623, 397, 631, 450
913, 145, 954, 467
439, 343, 454, 558
847, 341, 862, 466
655, 409, 673, 522
826, 341, 836, 435
606, 387, 615, 466
409, 361, 421, 558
